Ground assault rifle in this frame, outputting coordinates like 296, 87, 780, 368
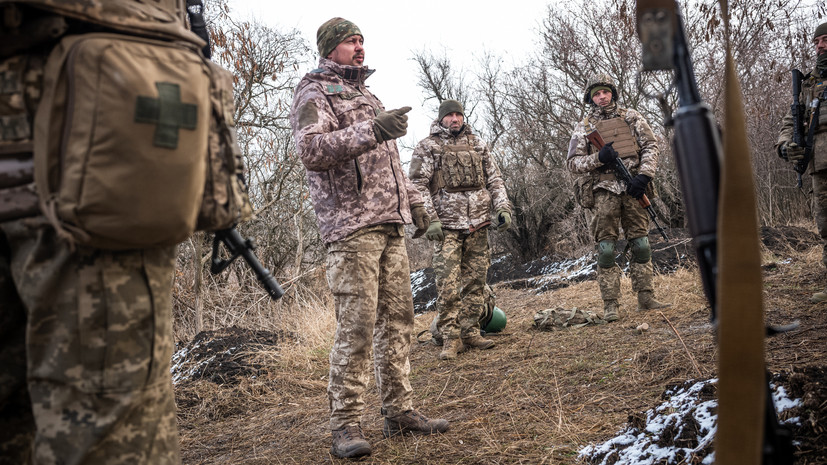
635, 1, 792, 463
584, 127, 669, 241
789, 69, 816, 188
186, 1, 283, 301
211, 228, 285, 300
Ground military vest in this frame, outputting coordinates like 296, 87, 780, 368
431, 134, 485, 194
803, 76, 827, 132
593, 116, 639, 159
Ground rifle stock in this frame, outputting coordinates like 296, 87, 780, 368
636, 1, 792, 462
584, 129, 669, 241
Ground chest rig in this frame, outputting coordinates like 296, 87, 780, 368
804, 76, 827, 131
430, 133, 485, 194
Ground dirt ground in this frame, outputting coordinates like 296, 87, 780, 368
174, 226, 827, 464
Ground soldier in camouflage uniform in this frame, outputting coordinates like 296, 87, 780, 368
289, 18, 449, 460
777, 22, 827, 303
567, 74, 670, 322
0, 1, 204, 463
409, 99, 512, 360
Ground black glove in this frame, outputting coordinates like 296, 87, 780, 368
627, 174, 651, 200
597, 141, 618, 164
373, 106, 412, 143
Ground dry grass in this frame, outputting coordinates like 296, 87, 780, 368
175, 234, 827, 464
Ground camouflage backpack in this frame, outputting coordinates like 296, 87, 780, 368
533, 307, 605, 330
11, 0, 252, 249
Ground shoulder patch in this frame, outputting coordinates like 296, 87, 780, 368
326, 84, 344, 93
310, 68, 324, 73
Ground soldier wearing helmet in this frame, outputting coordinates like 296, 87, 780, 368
566, 73, 671, 322
776, 22, 827, 303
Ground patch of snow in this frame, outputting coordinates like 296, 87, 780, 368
579, 378, 802, 465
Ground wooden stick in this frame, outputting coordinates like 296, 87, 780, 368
659, 311, 704, 378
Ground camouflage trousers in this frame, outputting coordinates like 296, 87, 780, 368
812, 170, 827, 267
325, 224, 415, 430
591, 189, 654, 300
432, 228, 490, 340
0, 216, 181, 465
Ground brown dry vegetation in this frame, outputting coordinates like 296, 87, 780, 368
174, 228, 827, 464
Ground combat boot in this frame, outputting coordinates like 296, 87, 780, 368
438, 338, 465, 360
603, 299, 619, 322
383, 409, 450, 438
462, 334, 495, 350
330, 425, 371, 459
810, 291, 827, 303
637, 291, 671, 311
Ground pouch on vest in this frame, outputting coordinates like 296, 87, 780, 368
34, 33, 210, 249
196, 59, 253, 231
442, 144, 484, 192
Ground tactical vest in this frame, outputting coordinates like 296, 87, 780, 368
593, 116, 639, 159
803, 76, 827, 131
430, 135, 485, 194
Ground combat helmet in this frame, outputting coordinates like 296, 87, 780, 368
583, 73, 619, 105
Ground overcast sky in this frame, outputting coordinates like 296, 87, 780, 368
228, 0, 551, 160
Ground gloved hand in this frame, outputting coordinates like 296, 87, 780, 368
627, 174, 651, 200
496, 209, 511, 231
597, 141, 618, 164
425, 220, 444, 241
411, 204, 430, 231
373, 106, 412, 143
784, 141, 806, 161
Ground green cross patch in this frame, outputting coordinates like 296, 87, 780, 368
135, 82, 198, 149
326, 84, 344, 93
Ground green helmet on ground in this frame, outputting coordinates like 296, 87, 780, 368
583, 73, 619, 105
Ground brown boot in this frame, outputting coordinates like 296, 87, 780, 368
438, 338, 465, 360
383, 409, 450, 438
603, 300, 619, 322
330, 425, 371, 459
637, 291, 671, 311
462, 334, 495, 350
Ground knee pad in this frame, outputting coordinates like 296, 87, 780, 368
597, 240, 617, 268
630, 236, 651, 264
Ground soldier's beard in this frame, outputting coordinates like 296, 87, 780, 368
818, 52, 827, 76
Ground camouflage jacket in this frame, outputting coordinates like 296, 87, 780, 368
290, 58, 422, 243
566, 103, 659, 195
776, 69, 827, 173
409, 121, 511, 230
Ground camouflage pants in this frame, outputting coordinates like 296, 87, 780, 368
325, 224, 414, 430
432, 228, 490, 340
0, 216, 180, 465
591, 189, 653, 300
812, 170, 827, 267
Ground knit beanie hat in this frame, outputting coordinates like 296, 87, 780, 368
317, 17, 362, 58
589, 85, 612, 100
815, 22, 827, 40
438, 99, 464, 122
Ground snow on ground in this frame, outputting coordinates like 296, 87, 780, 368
578, 378, 802, 465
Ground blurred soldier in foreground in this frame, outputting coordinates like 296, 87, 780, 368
776, 22, 827, 303
409, 99, 511, 360
567, 73, 671, 322
289, 17, 448, 460
0, 0, 240, 463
